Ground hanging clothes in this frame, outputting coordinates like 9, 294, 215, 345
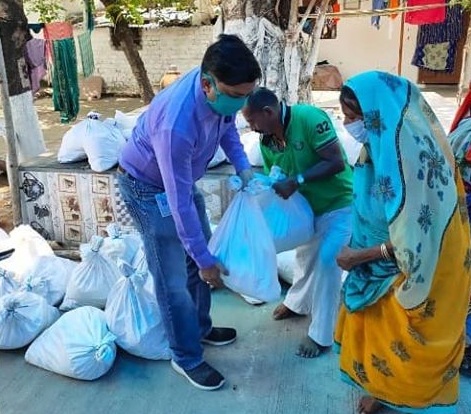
43, 22, 75, 64
300, 1, 338, 39
389, 0, 400, 19
51, 38, 80, 124
411, 4, 463, 73
43, 22, 80, 123
28, 23, 45, 34
405, 0, 446, 25
25, 38, 47, 94
44, 22, 74, 41
85, 0, 95, 32
78, 31, 95, 78
371, 0, 388, 29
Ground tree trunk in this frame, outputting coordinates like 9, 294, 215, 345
101, 0, 155, 104
221, 0, 328, 104
221, 0, 295, 102
0, 0, 48, 225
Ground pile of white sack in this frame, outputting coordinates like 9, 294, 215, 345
57, 112, 131, 173
0, 223, 170, 381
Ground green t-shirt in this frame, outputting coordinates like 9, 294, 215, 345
260, 104, 353, 215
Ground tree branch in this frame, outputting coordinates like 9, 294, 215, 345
301, 0, 330, 82
293, 0, 316, 41
285, 0, 300, 42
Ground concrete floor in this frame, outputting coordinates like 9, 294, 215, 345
1, 88, 470, 414
0, 286, 470, 414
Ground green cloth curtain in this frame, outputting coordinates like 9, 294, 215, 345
78, 31, 95, 78
51, 38, 80, 124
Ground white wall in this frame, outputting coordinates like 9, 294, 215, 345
319, 8, 419, 82
82, 26, 214, 95
87, 21, 423, 95
88, 22, 422, 95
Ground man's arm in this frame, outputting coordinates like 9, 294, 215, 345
273, 109, 346, 199
152, 128, 216, 270
219, 122, 251, 173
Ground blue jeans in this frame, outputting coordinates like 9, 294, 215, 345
117, 171, 212, 370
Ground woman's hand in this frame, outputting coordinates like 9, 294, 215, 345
336, 246, 362, 271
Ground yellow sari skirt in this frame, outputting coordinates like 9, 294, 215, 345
335, 206, 471, 413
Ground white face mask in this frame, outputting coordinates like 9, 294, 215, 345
344, 120, 368, 143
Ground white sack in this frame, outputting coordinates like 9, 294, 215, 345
208, 146, 227, 169
82, 118, 126, 172
105, 262, 170, 360
20, 255, 77, 306
249, 174, 315, 253
0, 227, 13, 257
208, 191, 280, 302
0, 291, 59, 349
1, 225, 54, 280
60, 236, 121, 311
25, 306, 117, 381
114, 110, 140, 140
240, 131, 263, 167
0, 267, 19, 297
101, 223, 142, 265
57, 112, 126, 172
235, 112, 249, 130
57, 119, 89, 163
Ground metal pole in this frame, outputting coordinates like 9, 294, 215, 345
0, 37, 22, 226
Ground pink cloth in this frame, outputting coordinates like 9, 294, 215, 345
405, 0, 446, 25
44, 22, 73, 40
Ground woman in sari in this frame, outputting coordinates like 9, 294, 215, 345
335, 71, 471, 414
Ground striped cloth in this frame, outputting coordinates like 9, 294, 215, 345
78, 31, 95, 78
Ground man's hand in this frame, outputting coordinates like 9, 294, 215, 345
199, 261, 229, 288
238, 168, 254, 188
273, 177, 298, 199
336, 246, 362, 271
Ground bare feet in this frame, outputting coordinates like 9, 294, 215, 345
357, 396, 384, 414
272, 303, 302, 320
296, 336, 328, 358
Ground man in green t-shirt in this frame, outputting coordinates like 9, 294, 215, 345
242, 87, 353, 358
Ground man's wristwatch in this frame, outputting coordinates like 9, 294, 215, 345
296, 173, 305, 186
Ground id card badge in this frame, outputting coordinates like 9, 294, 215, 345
155, 193, 172, 217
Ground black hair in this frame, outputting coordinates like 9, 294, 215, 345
339, 85, 362, 116
246, 87, 279, 112
201, 34, 262, 85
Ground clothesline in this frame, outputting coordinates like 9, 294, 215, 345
305, 3, 452, 18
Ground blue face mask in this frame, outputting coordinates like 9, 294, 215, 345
344, 119, 368, 144
203, 73, 247, 116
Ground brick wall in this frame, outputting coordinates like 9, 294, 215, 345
81, 26, 214, 95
